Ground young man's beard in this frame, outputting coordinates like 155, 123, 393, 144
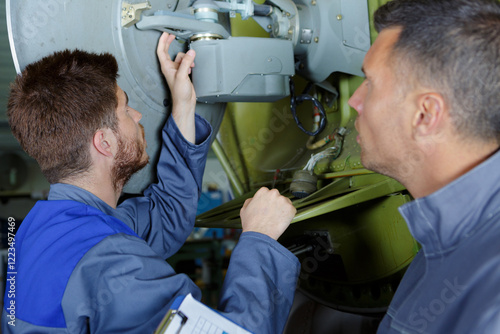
112, 128, 149, 192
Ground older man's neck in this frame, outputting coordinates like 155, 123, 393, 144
404, 141, 499, 199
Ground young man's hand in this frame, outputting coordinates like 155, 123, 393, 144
157, 32, 196, 143
240, 187, 296, 240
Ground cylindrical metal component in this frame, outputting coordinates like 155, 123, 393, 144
254, 4, 273, 16
290, 170, 318, 198
189, 33, 223, 42
193, 2, 219, 23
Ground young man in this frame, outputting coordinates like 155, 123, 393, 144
349, 0, 500, 332
2, 33, 299, 333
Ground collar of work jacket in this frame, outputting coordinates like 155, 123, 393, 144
48, 183, 116, 216
398, 148, 500, 258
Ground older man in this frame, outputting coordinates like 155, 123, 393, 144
348, 0, 500, 332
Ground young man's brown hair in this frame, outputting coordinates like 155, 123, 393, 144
8, 49, 120, 183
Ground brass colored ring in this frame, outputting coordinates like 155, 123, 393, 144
190, 33, 223, 42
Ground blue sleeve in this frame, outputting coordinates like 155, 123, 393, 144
114, 114, 212, 259
61, 232, 299, 334
218, 232, 301, 334
61, 233, 203, 334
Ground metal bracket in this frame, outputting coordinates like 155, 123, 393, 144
121, 1, 152, 28
213, 0, 255, 20
136, 12, 231, 41
266, 0, 297, 18
300, 28, 312, 44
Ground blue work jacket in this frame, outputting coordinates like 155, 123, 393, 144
378, 149, 500, 333
2, 114, 300, 333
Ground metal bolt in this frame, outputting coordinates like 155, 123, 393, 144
311, 0, 317, 5
267, 24, 272, 29
288, 29, 293, 35
286, 12, 290, 16
314, 37, 319, 43
337, 14, 343, 20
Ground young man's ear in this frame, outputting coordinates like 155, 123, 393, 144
92, 129, 116, 158
412, 92, 447, 138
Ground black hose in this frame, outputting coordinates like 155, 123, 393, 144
289, 78, 327, 137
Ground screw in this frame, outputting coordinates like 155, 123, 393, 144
314, 37, 319, 43
267, 24, 272, 29
311, 0, 317, 5
337, 14, 343, 20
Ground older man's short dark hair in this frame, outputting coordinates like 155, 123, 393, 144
375, 0, 500, 143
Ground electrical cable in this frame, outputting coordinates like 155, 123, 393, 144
289, 77, 327, 136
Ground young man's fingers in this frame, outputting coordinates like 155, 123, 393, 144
240, 198, 252, 212
174, 52, 186, 64
177, 49, 196, 76
174, 53, 195, 69
157, 33, 176, 64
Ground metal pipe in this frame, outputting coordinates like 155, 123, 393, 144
211, 139, 246, 197
290, 245, 313, 256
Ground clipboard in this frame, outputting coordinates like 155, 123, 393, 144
154, 293, 253, 334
